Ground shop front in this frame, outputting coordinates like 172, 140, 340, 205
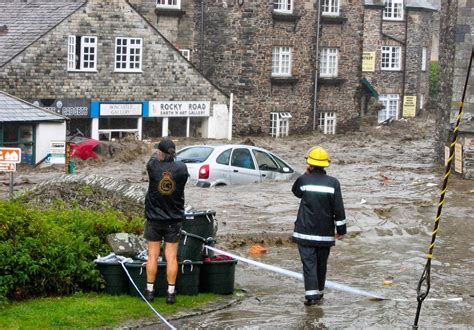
90, 101, 145, 141
148, 101, 210, 138
30, 98, 91, 136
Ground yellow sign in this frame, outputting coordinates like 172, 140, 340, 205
362, 51, 376, 72
455, 143, 463, 174
403, 96, 417, 117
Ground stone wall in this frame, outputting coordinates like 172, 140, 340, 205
0, 0, 228, 105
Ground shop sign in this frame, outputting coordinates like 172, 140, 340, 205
362, 51, 376, 72
455, 143, 463, 174
403, 96, 417, 118
47, 141, 66, 165
0, 147, 21, 163
30, 99, 90, 118
0, 162, 16, 172
149, 101, 210, 117
100, 103, 143, 116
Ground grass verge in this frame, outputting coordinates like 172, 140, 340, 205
0, 292, 217, 329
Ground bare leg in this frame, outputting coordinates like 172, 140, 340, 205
146, 241, 161, 284
164, 241, 179, 285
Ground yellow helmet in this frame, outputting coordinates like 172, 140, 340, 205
306, 146, 330, 167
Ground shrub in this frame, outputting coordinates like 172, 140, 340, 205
0, 199, 143, 305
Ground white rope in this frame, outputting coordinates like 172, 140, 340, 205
118, 258, 176, 330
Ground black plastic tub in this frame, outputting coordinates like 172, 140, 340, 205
95, 261, 129, 295
199, 258, 237, 295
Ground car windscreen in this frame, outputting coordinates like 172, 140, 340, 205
176, 146, 214, 163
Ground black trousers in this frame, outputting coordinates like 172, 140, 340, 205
298, 244, 331, 299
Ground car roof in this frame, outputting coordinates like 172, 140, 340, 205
180, 144, 270, 152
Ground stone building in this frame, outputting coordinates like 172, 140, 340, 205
129, 0, 437, 136
436, 1, 473, 179
0, 0, 230, 141
362, 0, 437, 124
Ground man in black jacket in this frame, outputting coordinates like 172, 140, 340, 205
292, 146, 346, 306
144, 138, 189, 304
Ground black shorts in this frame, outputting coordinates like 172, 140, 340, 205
144, 219, 182, 243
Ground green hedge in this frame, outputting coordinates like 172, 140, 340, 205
0, 199, 143, 305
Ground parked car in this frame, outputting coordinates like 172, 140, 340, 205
176, 144, 299, 187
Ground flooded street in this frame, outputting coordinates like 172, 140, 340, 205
2, 114, 473, 327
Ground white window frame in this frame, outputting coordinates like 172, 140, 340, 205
180, 49, 191, 61
115, 37, 143, 72
67, 35, 97, 72
274, 0, 293, 14
421, 47, 427, 71
383, 0, 404, 20
270, 112, 292, 137
272, 46, 292, 77
378, 94, 399, 123
318, 112, 336, 134
381, 46, 401, 71
320, 48, 339, 78
321, 0, 340, 16
156, 0, 180, 9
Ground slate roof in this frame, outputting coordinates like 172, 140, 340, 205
0, 91, 67, 122
0, 0, 85, 67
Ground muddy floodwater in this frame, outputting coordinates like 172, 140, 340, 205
2, 115, 473, 328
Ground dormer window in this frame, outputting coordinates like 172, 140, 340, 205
321, 0, 340, 16
274, 0, 293, 14
156, 0, 180, 9
383, 0, 404, 20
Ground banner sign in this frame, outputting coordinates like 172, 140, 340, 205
362, 51, 376, 72
149, 101, 210, 117
99, 103, 143, 116
403, 96, 417, 118
31, 99, 90, 118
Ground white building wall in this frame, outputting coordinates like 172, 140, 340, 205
207, 104, 229, 139
35, 121, 67, 164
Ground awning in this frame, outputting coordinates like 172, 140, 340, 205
361, 78, 379, 98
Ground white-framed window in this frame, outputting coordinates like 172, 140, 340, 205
180, 49, 191, 61
156, 0, 180, 9
318, 112, 336, 134
274, 0, 293, 13
381, 46, 401, 71
321, 0, 340, 16
420, 94, 424, 110
383, 0, 404, 20
270, 112, 292, 137
272, 46, 292, 77
378, 94, 399, 122
320, 48, 339, 77
67, 35, 97, 71
421, 47, 427, 71
115, 37, 142, 72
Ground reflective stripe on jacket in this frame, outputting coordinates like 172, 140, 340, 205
292, 168, 346, 247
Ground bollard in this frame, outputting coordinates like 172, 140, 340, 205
68, 159, 74, 174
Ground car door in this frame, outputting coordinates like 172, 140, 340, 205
229, 147, 261, 184
252, 149, 281, 182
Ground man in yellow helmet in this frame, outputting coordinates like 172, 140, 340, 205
292, 146, 346, 306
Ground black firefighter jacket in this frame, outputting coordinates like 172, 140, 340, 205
292, 169, 346, 247
145, 155, 189, 222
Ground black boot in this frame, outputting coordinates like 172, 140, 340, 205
166, 292, 176, 305
144, 289, 154, 302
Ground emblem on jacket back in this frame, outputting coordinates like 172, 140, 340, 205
158, 171, 176, 195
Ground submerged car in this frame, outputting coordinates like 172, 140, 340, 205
176, 144, 298, 187
68, 136, 103, 160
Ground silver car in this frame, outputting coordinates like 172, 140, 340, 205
176, 144, 298, 187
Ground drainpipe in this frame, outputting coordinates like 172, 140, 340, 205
199, 0, 204, 72
228, 93, 233, 141
401, 6, 409, 120
313, 0, 321, 130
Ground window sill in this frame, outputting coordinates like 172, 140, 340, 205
114, 70, 143, 73
318, 77, 346, 86
380, 68, 402, 72
382, 18, 404, 22
270, 76, 299, 85
321, 15, 347, 24
155, 7, 185, 17
67, 69, 98, 73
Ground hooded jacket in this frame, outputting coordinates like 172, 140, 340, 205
145, 155, 189, 222
292, 168, 346, 247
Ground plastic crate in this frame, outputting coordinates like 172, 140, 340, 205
95, 261, 129, 295
199, 258, 237, 295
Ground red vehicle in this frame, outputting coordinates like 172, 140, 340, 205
69, 136, 103, 160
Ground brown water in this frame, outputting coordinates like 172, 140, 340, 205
2, 115, 473, 327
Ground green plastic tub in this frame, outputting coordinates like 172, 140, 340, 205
177, 233, 204, 262
125, 260, 202, 297
95, 261, 129, 295
183, 210, 216, 240
199, 259, 237, 295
